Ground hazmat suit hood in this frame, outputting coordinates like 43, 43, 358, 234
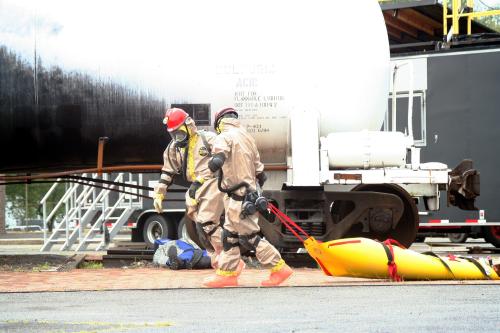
218, 117, 240, 133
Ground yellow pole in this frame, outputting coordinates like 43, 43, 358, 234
443, 0, 448, 36
467, 0, 474, 35
452, 0, 460, 35
468, 10, 500, 18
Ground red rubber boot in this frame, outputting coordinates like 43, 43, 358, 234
203, 273, 238, 288
261, 261, 293, 287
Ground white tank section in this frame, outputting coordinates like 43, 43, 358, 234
199, 0, 391, 164
327, 131, 407, 169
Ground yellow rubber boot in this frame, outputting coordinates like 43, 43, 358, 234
261, 260, 293, 287
203, 271, 238, 288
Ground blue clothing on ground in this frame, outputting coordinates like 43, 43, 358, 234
154, 238, 208, 267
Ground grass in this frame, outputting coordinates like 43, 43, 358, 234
32, 262, 52, 272
78, 261, 103, 269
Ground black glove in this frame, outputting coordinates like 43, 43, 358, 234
208, 152, 226, 172
256, 172, 267, 187
188, 181, 203, 199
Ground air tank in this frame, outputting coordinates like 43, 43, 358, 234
0, 0, 390, 172
327, 131, 407, 169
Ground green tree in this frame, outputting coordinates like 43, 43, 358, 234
478, 14, 500, 32
474, 0, 500, 32
6, 183, 65, 225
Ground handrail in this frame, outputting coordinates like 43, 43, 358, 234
389, 61, 415, 143
63, 173, 124, 251
391, 64, 397, 132
40, 179, 62, 243
42, 172, 140, 251
75, 174, 128, 251
39, 179, 61, 205
45, 180, 81, 222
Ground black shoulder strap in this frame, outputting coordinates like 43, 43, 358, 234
422, 251, 455, 279
199, 130, 212, 156
381, 243, 394, 265
166, 141, 182, 175
459, 256, 492, 279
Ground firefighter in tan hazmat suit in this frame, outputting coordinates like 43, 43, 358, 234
153, 107, 244, 272
203, 107, 293, 288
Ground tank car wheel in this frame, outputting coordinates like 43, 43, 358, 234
483, 226, 500, 247
332, 184, 419, 248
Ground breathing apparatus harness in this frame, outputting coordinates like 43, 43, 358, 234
208, 153, 268, 219
210, 112, 268, 218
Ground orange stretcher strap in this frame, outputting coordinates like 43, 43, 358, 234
268, 203, 310, 241
381, 239, 403, 282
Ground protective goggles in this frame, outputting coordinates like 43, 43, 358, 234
169, 126, 188, 143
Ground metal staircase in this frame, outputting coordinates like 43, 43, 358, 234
40, 173, 143, 252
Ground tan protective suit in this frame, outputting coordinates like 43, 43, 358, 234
212, 118, 284, 275
154, 119, 224, 264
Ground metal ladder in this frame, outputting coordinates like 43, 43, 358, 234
40, 173, 143, 252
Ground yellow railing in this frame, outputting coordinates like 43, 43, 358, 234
379, 0, 499, 37
443, 0, 500, 36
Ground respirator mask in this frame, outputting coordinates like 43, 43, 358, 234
170, 125, 189, 148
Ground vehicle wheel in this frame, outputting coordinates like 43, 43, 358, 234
177, 216, 198, 246
483, 226, 500, 247
333, 184, 419, 248
142, 214, 175, 248
448, 233, 468, 243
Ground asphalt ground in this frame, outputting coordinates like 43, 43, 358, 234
1, 285, 499, 333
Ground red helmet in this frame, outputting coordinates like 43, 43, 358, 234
164, 108, 189, 132
214, 107, 238, 131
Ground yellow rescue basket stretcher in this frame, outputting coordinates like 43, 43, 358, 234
268, 204, 499, 281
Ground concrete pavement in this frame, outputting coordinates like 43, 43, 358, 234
1, 285, 499, 332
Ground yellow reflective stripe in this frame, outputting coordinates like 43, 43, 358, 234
195, 176, 205, 184
216, 121, 225, 134
216, 268, 238, 277
187, 133, 198, 182
271, 259, 285, 273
